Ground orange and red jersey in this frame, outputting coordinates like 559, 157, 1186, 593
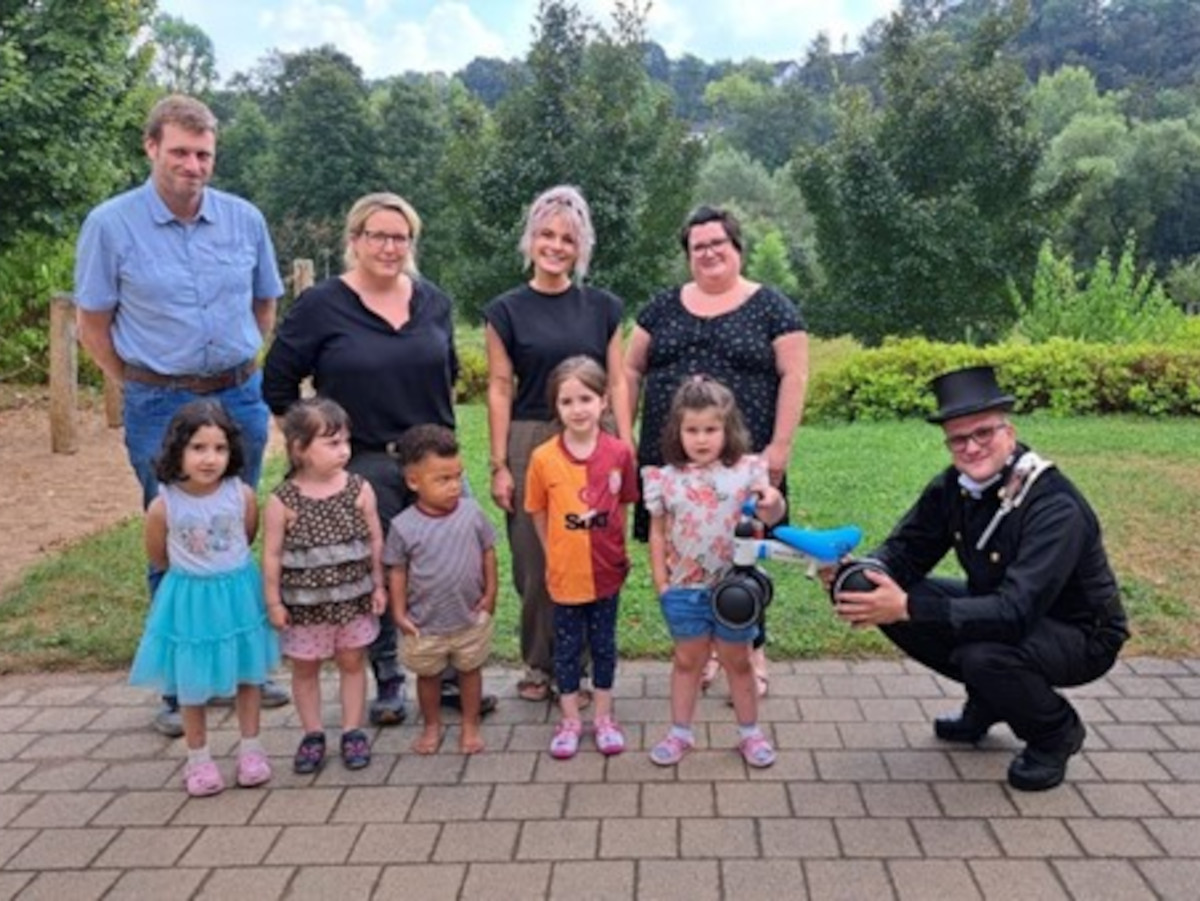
525, 432, 638, 604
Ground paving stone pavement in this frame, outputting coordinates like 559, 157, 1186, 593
1, 657, 1198, 900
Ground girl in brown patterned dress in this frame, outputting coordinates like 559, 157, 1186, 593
263, 398, 388, 774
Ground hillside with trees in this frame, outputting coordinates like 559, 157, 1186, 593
3, 0, 1200, 380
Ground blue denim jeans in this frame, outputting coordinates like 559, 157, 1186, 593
122, 371, 270, 509
123, 371, 269, 707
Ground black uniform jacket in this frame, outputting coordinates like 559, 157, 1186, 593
870, 445, 1128, 645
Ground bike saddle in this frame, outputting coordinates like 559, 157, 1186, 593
771, 525, 862, 563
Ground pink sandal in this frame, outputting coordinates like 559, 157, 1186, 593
184, 760, 225, 797
739, 733, 777, 769
236, 749, 272, 788
593, 717, 626, 756
550, 719, 583, 759
649, 732, 694, 767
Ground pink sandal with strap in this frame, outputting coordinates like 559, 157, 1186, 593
739, 733, 777, 769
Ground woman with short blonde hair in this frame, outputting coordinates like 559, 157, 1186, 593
484, 184, 632, 704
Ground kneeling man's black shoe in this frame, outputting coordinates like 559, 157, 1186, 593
934, 702, 997, 743
1007, 721, 1086, 792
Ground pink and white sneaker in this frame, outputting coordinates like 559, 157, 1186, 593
593, 717, 626, 756
549, 719, 582, 759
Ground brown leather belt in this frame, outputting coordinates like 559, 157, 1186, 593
122, 360, 258, 395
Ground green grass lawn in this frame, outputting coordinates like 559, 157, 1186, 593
2, 407, 1198, 672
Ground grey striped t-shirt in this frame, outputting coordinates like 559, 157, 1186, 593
383, 498, 497, 635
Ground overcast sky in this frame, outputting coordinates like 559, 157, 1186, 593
158, 0, 901, 81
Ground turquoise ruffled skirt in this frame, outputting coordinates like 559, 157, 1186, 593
129, 561, 281, 705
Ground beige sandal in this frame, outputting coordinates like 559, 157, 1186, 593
517, 676, 550, 702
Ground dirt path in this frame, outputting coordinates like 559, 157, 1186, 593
0, 387, 141, 592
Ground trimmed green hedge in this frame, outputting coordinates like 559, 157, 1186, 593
807, 337, 1200, 422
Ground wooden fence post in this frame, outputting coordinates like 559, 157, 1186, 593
48, 292, 79, 454
103, 375, 123, 428
293, 258, 315, 296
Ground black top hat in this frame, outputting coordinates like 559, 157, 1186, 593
926, 365, 1015, 424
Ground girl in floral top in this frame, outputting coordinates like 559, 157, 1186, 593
642, 377, 785, 768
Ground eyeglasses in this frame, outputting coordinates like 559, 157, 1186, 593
943, 421, 1009, 453
360, 230, 412, 249
688, 237, 731, 256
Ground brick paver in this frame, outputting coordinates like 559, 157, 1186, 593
0, 659, 1196, 898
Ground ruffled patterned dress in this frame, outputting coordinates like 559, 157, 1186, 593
129, 478, 280, 704
275, 473, 376, 628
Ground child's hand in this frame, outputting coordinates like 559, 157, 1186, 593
473, 596, 495, 623
370, 586, 388, 616
267, 604, 289, 631
754, 483, 782, 508
395, 614, 421, 638
751, 483, 786, 523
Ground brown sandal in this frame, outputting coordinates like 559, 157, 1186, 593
517, 678, 550, 702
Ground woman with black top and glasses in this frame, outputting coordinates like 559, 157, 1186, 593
264, 191, 494, 727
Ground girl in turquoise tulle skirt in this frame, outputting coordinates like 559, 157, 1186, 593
129, 400, 280, 797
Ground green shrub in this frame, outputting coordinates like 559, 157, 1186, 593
455, 344, 488, 403
0, 232, 75, 381
808, 337, 1200, 422
1013, 237, 1185, 344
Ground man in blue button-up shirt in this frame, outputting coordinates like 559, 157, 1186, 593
75, 94, 290, 735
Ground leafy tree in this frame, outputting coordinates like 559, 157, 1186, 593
265, 48, 382, 264
458, 56, 525, 108
1040, 111, 1200, 271
669, 53, 715, 122
149, 12, 217, 95
1164, 255, 1200, 313
1013, 237, 1185, 344
1028, 65, 1120, 140
0, 0, 153, 250
227, 44, 361, 121
211, 97, 275, 208
434, 82, 503, 312
704, 70, 827, 171
796, 3, 1068, 344
376, 76, 451, 278
693, 147, 818, 296
446, 0, 698, 319
746, 229, 800, 296
641, 40, 670, 83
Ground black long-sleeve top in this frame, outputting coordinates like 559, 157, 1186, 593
262, 276, 457, 449
871, 445, 1127, 645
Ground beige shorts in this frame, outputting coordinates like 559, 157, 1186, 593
402, 615, 494, 678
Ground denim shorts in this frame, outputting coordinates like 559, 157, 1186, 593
659, 587, 758, 645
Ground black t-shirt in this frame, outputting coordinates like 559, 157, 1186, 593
483, 283, 623, 421
262, 276, 457, 448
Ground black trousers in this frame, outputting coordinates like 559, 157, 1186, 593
881, 577, 1126, 750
